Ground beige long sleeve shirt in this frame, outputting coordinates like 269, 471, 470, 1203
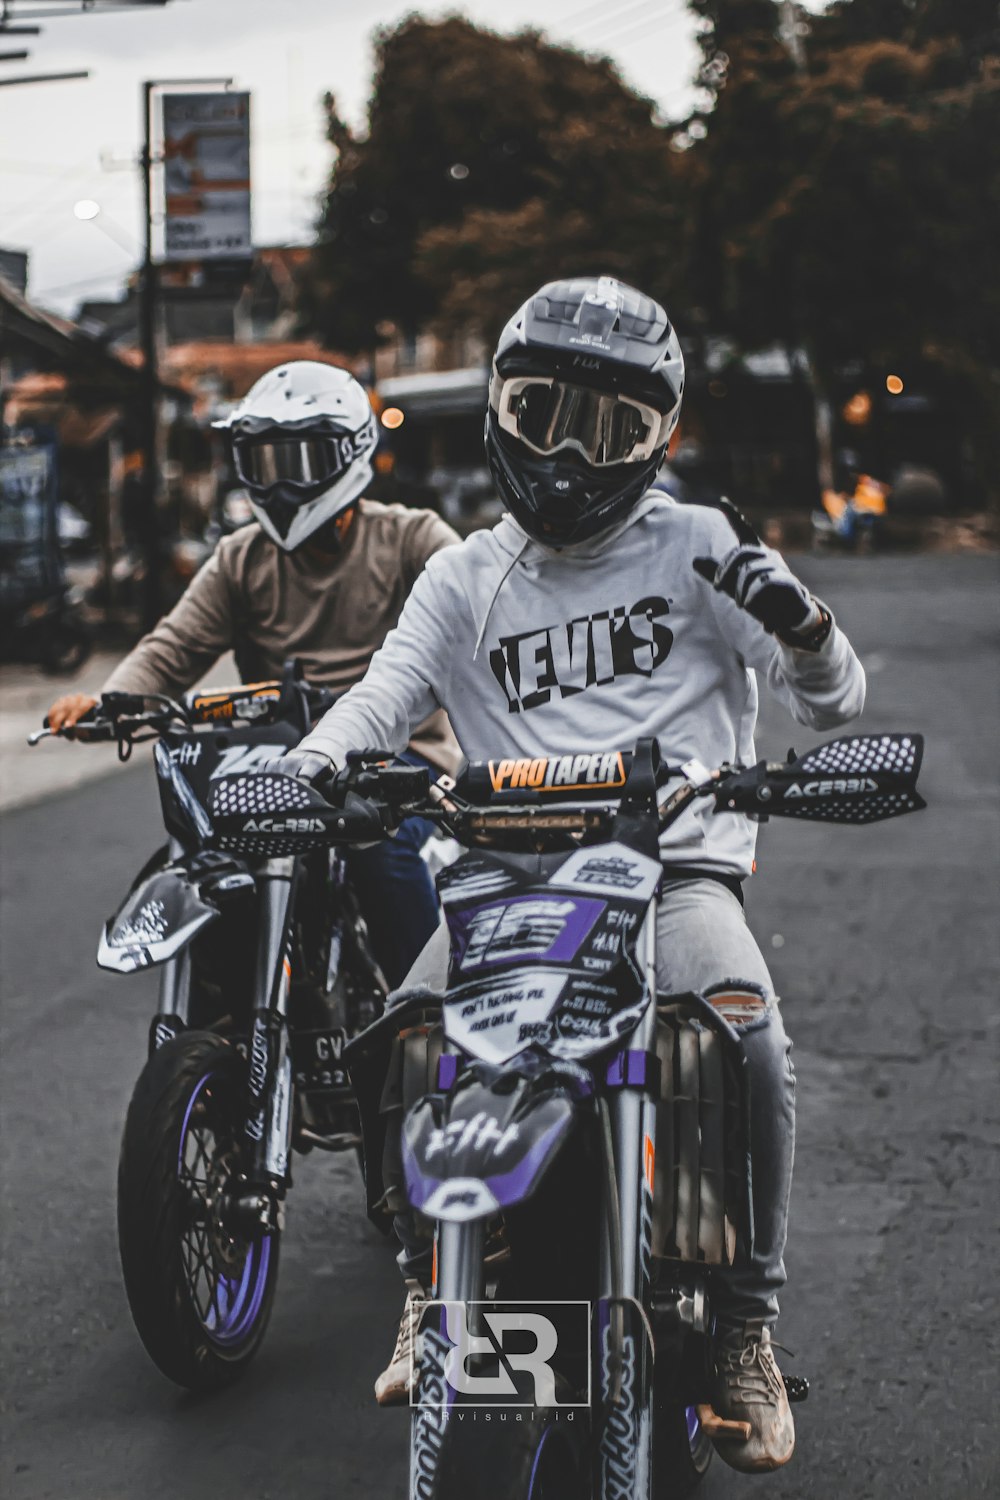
102, 499, 462, 773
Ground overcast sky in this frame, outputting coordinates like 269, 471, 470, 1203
0, 0, 826, 317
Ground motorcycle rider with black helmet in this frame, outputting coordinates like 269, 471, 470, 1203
279, 279, 866, 1470
47, 359, 461, 988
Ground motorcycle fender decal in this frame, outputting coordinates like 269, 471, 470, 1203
402, 1084, 575, 1217
98, 867, 219, 973
403, 1114, 570, 1219
98, 910, 215, 974
482, 1114, 573, 1209
419, 1178, 501, 1222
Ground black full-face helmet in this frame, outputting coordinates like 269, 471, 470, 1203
485, 276, 685, 547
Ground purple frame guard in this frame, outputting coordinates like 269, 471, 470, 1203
436, 1054, 459, 1091
605, 1048, 660, 1090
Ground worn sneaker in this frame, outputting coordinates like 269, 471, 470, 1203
710, 1319, 795, 1472
374, 1279, 427, 1407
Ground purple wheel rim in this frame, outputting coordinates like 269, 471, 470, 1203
685, 1403, 701, 1447
177, 1070, 273, 1349
527, 1423, 553, 1499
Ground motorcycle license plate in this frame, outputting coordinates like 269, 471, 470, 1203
290, 1027, 351, 1094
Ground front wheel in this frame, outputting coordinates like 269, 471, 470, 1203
430, 1399, 589, 1500
653, 1399, 713, 1497
117, 1032, 280, 1390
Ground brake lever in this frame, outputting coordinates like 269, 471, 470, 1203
28, 718, 115, 746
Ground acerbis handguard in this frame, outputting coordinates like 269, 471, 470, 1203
713, 734, 925, 825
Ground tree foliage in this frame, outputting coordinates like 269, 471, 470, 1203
305, 5, 999, 492
307, 16, 690, 352
685, 0, 1000, 482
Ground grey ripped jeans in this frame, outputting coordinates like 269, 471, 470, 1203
393, 876, 794, 1328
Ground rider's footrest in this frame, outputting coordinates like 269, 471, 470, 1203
695, 1405, 751, 1441
784, 1374, 809, 1403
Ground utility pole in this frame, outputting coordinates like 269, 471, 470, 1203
136, 75, 234, 631
778, 0, 806, 73
775, 1, 835, 495
138, 79, 161, 631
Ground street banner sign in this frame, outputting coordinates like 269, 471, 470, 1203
161, 91, 251, 261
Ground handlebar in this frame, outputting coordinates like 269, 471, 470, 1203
29, 692, 192, 758
29, 675, 340, 755
208, 733, 925, 859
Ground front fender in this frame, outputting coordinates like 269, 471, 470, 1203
97, 850, 253, 974
401, 1059, 585, 1223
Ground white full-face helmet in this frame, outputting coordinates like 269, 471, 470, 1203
214, 361, 378, 550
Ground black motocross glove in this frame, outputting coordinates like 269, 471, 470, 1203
259, 751, 390, 843
692, 501, 831, 650
262, 748, 336, 786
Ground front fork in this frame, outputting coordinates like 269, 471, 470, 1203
596, 898, 659, 1500
244, 856, 297, 1206
408, 1075, 489, 1500
151, 846, 297, 1227
149, 837, 191, 1053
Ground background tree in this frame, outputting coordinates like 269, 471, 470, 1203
306, 17, 690, 353
683, 0, 1000, 494
305, 4, 998, 502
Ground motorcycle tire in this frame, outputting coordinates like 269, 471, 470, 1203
117, 1031, 280, 1391
429, 1394, 588, 1500
653, 1400, 713, 1496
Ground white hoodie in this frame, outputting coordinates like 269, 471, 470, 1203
301, 492, 866, 878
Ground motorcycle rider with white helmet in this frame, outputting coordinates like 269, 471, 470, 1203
282, 278, 866, 1470
47, 360, 461, 986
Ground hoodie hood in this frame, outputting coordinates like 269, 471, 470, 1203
493, 488, 669, 563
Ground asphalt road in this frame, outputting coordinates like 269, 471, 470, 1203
2, 554, 998, 1500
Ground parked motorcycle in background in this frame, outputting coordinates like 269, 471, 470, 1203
208, 731, 925, 1498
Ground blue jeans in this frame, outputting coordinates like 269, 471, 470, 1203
345, 754, 441, 991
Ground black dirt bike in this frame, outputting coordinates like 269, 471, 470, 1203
207, 731, 925, 1498
30, 662, 391, 1390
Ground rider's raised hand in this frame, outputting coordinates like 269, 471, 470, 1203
693, 543, 831, 651
46, 693, 98, 738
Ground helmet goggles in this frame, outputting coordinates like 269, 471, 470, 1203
233, 417, 376, 497
495, 376, 671, 468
